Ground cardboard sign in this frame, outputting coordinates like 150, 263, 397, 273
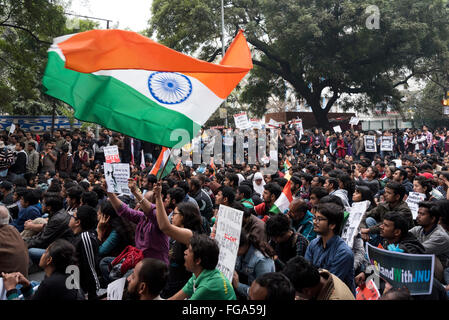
356, 279, 380, 300
341, 200, 370, 249
104, 145, 120, 164
349, 116, 360, 125
266, 118, 280, 128
364, 135, 377, 152
0, 279, 6, 300
215, 205, 244, 283
406, 192, 426, 219
107, 277, 126, 300
380, 136, 393, 152
233, 112, 251, 130
333, 125, 342, 133
8, 123, 16, 135
366, 243, 435, 295
250, 118, 262, 130
104, 163, 131, 195
392, 159, 402, 168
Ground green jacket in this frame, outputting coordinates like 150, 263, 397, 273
360, 201, 413, 234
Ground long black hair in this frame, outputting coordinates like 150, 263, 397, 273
354, 185, 377, 210
100, 200, 135, 246
176, 202, 203, 234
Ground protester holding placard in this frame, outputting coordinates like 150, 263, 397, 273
379, 212, 424, 254
153, 181, 207, 298
101, 180, 169, 287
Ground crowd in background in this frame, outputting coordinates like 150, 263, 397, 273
1, 122, 449, 301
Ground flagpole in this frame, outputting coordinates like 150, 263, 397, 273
221, 0, 228, 128
157, 147, 174, 181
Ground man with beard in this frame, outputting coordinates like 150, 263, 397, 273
290, 175, 302, 199
123, 258, 168, 300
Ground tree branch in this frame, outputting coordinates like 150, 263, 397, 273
252, 59, 284, 78
324, 90, 339, 113
0, 23, 52, 45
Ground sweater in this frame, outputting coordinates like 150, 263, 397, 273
0, 224, 29, 277
409, 225, 449, 268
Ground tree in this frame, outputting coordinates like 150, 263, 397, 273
148, 0, 449, 129
0, 0, 99, 116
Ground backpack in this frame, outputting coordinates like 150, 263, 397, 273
109, 245, 143, 280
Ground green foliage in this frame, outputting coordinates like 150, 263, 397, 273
150, 0, 449, 128
0, 0, 99, 116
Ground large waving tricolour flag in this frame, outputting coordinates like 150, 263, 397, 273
42, 29, 252, 147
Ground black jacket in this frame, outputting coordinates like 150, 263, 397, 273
191, 189, 213, 221
10, 150, 27, 174
26, 209, 74, 249
71, 231, 101, 300
382, 232, 425, 254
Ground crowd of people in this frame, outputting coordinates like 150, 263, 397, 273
1, 122, 449, 301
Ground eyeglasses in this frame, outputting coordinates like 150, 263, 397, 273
312, 216, 328, 222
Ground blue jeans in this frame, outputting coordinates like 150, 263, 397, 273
0, 169, 7, 178
99, 256, 116, 285
366, 217, 382, 247
28, 248, 46, 265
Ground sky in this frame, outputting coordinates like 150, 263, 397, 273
68, 0, 153, 32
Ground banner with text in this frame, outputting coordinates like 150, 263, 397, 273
380, 136, 394, 152
233, 113, 251, 130
104, 145, 120, 164
364, 135, 377, 153
366, 243, 434, 295
350, 116, 360, 125
0, 116, 82, 133
215, 205, 244, 283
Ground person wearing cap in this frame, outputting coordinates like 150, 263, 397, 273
0, 180, 14, 206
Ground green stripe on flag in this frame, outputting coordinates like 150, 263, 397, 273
43, 52, 201, 148
158, 159, 175, 179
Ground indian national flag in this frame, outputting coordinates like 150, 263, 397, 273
42, 29, 252, 148
150, 147, 174, 179
272, 180, 293, 214
283, 158, 292, 171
